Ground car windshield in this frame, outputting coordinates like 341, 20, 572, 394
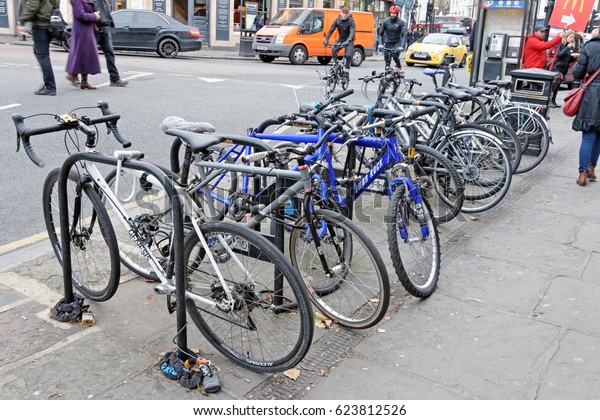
420, 34, 451, 45
270, 9, 311, 26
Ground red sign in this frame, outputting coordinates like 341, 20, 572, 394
548, 0, 595, 32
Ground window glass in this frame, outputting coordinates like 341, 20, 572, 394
111, 11, 135, 27
133, 12, 166, 28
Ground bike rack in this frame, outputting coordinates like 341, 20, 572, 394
55, 152, 192, 359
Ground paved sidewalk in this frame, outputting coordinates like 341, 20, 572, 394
1, 35, 598, 400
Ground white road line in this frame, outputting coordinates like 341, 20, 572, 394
0, 103, 21, 110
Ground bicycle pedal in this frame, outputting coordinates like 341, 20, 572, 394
80, 311, 95, 328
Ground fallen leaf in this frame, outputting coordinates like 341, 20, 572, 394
284, 368, 301, 380
469, 216, 481, 221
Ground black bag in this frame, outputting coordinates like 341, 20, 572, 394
49, 7, 67, 41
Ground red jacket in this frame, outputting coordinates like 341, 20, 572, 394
522, 34, 563, 69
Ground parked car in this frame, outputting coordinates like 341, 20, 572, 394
405, 33, 468, 67
57, 10, 202, 58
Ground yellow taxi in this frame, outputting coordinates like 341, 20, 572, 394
405, 33, 468, 67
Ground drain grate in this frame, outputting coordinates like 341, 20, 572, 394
246, 326, 366, 400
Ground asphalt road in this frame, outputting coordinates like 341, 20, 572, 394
0, 43, 470, 249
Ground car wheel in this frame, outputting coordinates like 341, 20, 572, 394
158, 38, 180, 58
459, 54, 466, 68
258, 54, 276, 63
351, 48, 364, 67
289, 45, 308, 65
62, 35, 71, 53
317, 56, 332, 65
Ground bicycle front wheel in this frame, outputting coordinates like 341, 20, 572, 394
184, 221, 314, 373
42, 168, 120, 302
288, 209, 390, 329
387, 184, 440, 298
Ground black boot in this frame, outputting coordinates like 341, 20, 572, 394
550, 85, 560, 108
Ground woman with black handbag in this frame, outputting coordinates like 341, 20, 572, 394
572, 33, 600, 186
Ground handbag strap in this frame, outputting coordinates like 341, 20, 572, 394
548, 44, 559, 71
583, 67, 600, 87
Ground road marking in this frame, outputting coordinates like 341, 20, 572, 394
0, 231, 48, 256
198, 77, 227, 82
0, 103, 20, 110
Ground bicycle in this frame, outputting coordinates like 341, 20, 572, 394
321, 43, 351, 98
12, 102, 315, 373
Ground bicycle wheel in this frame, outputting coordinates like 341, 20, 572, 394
490, 106, 551, 174
437, 129, 512, 213
42, 168, 120, 302
184, 221, 313, 373
461, 121, 522, 174
401, 144, 465, 225
387, 183, 440, 298
103, 168, 172, 281
288, 208, 390, 329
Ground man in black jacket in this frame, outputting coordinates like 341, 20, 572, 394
94, 0, 128, 87
378, 5, 406, 70
324, 6, 356, 81
18, 0, 59, 95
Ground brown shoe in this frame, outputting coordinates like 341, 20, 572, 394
66, 74, 79, 87
588, 164, 597, 180
577, 172, 587, 186
80, 74, 97, 90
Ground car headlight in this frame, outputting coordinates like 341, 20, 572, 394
274, 34, 285, 44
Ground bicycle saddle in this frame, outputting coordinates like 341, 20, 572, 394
164, 129, 225, 153
422, 68, 447, 77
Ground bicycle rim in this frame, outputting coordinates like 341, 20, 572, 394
184, 221, 314, 373
288, 209, 390, 329
439, 130, 512, 213
43, 168, 120, 302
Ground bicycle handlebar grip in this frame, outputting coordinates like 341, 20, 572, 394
96, 101, 131, 147
408, 106, 439, 120
241, 151, 271, 163
371, 108, 404, 118
23, 139, 45, 167
108, 123, 132, 148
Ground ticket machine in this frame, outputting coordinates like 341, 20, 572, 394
469, 0, 541, 86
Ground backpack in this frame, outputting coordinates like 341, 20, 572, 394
49, 7, 67, 41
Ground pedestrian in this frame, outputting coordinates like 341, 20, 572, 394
94, 0, 129, 87
323, 6, 356, 83
571, 33, 600, 186
378, 5, 406, 70
65, 0, 101, 90
252, 12, 264, 31
522, 25, 565, 69
405, 31, 414, 49
549, 31, 580, 107
18, 0, 59, 95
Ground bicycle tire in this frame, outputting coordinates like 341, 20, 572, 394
288, 208, 390, 329
42, 168, 120, 302
490, 106, 551, 174
437, 129, 512, 213
460, 121, 522, 174
184, 221, 314, 373
387, 183, 440, 298
401, 144, 465, 225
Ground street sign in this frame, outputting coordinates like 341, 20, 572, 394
548, 0, 595, 32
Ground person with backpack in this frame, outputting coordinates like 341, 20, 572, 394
18, 0, 61, 95
378, 5, 406, 70
323, 6, 356, 83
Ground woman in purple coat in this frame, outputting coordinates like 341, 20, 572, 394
66, 0, 101, 89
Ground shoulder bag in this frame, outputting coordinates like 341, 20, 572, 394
563, 67, 600, 117
48, 6, 67, 42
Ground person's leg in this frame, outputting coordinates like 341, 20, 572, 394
32, 25, 56, 92
550, 77, 561, 108
383, 43, 391, 68
577, 131, 596, 185
97, 29, 121, 83
392, 43, 402, 69
588, 132, 600, 179
344, 45, 353, 71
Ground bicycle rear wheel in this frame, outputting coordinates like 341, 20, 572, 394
42, 168, 120, 302
288, 209, 390, 329
387, 183, 440, 298
490, 106, 551, 174
184, 221, 314, 373
437, 129, 512, 213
